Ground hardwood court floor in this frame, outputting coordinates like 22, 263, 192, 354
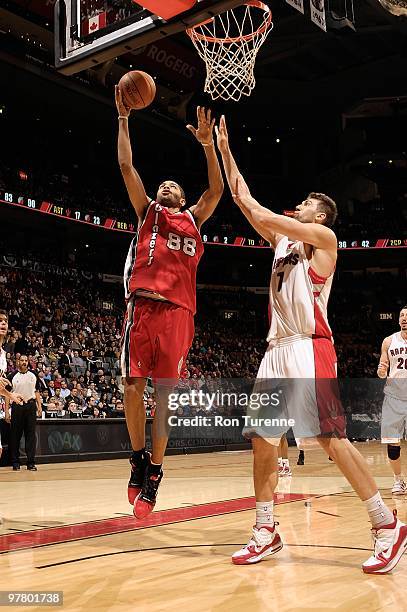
0, 443, 406, 612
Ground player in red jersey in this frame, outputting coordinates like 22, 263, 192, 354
115, 86, 224, 519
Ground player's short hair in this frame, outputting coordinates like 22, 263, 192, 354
0, 310, 8, 320
401, 306, 407, 312
174, 182, 185, 201
308, 192, 338, 227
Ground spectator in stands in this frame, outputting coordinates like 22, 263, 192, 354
36, 370, 49, 394
40, 390, 49, 411
37, 346, 50, 367
75, 384, 86, 403
113, 400, 125, 417
65, 387, 82, 407
45, 400, 64, 418
83, 397, 97, 417
97, 375, 109, 396
58, 347, 71, 378
47, 380, 55, 396
86, 350, 98, 373
72, 350, 85, 370
60, 380, 70, 400
98, 403, 108, 418
86, 382, 100, 400
67, 400, 82, 419
89, 406, 102, 419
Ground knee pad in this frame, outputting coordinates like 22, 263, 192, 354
387, 444, 401, 461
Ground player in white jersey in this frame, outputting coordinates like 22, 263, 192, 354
216, 116, 407, 574
378, 306, 407, 495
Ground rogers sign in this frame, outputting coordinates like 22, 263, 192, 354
147, 45, 197, 80
131, 39, 203, 90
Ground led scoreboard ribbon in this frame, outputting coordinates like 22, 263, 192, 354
1, 191, 406, 250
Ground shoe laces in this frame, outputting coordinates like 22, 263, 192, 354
247, 524, 277, 550
371, 513, 397, 557
141, 469, 163, 502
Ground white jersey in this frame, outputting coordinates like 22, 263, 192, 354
384, 332, 407, 400
267, 237, 334, 342
0, 348, 6, 377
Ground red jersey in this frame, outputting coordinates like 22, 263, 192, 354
124, 200, 203, 314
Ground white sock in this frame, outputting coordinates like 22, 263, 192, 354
365, 492, 394, 528
282, 459, 289, 467
255, 501, 274, 529
278, 458, 282, 466
394, 473, 403, 482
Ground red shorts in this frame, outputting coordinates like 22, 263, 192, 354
121, 297, 194, 380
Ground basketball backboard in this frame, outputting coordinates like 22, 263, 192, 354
55, 0, 243, 74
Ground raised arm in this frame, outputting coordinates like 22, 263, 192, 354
115, 85, 149, 223
233, 175, 337, 250
187, 107, 224, 229
377, 336, 391, 379
215, 115, 282, 248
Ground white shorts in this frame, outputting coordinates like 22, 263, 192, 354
381, 394, 407, 444
243, 335, 346, 446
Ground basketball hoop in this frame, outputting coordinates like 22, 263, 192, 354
186, 1, 273, 102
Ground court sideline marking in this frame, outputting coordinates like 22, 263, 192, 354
0, 494, 311, 554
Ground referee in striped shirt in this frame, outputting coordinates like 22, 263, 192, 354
5, 355, 42, 471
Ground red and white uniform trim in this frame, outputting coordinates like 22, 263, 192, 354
123, 201, 203, 314
267, 237, 333, 342
244, 235, 345, 444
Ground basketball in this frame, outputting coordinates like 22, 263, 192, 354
118, 70, 156, 110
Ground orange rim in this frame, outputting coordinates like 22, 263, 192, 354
186, 0, 272, 44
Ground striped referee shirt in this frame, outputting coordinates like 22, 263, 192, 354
9, 371, 40, 403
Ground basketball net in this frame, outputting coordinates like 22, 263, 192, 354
187, 1, 273, 102
377, 0, 407, 16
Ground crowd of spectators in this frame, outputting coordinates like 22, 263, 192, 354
0, 266, 129, 419
0, 257, 402, 424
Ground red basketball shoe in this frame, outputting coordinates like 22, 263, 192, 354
133, 463, 163, 520
128, 452, 149, 505
362, 511, 407, 574
232, 524, 283, 565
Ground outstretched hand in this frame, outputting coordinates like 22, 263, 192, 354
186, 106, 215, 145
232, 175, 251, 206
0, 377, 8, 391
115, 85, 131, 118
215, 115, 229, 153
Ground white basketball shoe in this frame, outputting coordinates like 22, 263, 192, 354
362, 510, 407, 574
232, 524, 283, 565
391, 478, 407, 495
